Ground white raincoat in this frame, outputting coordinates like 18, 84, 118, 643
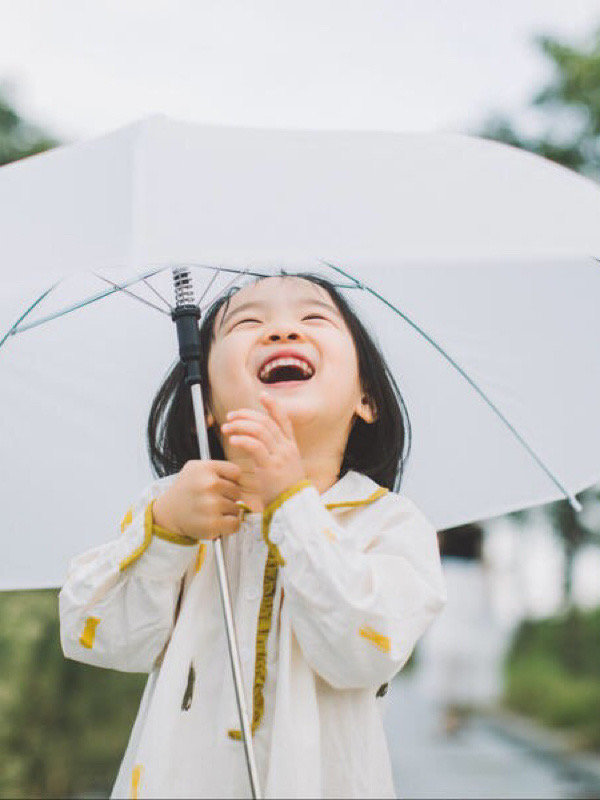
59, 469, 446, 799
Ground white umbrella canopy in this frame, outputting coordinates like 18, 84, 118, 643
3, 113, 600, 273
1, 114, 600, 589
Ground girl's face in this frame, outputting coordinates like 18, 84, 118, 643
206, 276, 374, 447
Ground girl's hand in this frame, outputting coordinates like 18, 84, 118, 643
220, 391, 307, 507
152, 459, 243, 540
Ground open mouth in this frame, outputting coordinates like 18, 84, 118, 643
258, 357, 315, 385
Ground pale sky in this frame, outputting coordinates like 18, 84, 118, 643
1, 0, 600, 143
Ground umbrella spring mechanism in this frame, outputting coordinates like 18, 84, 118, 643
171, 267, 201, 386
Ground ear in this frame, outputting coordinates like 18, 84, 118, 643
354, 393, 377, 424
191, 409, 215, 435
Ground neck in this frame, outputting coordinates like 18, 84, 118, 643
294, 422, 346, 494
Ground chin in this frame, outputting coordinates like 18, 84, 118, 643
277, 398, 323, 426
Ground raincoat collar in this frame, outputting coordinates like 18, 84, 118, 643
320, 469, 389, 509
238, 469, 389, 519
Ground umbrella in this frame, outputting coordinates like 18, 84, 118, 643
3, 113, 600, 793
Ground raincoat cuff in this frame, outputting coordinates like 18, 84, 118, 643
263, 481, 322, 551
116, 500, 199, 579
261, 480, 314, 565
263, 480, 314, 519
150, 501, 198, 546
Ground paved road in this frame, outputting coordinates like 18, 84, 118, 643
383, 672, 600, 799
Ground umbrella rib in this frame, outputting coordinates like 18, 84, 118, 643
7, 267, 166, 337
0, 279, 62, 350
93, 273, 170, 315
198, 268, 252, 314
6, 265, 265, 340
142, 278, 173, 311
320, 259, 582, 512
184, 263, 270, 280
163, 263, 357, 294
196, 269, 221, 308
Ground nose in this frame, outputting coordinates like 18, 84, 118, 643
267, 331, 300, 342
263, 322, 302, 342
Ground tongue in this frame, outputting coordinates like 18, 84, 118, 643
265, 365, 309, 383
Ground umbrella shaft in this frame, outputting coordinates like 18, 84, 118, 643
189, 382, 262, 799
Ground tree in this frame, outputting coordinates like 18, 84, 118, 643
0, 590, 146, 798
0, 88, 58, 166
475, 25, 600, 610
475, 25, 600, 180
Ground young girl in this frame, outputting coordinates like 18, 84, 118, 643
59, 272, 446, 799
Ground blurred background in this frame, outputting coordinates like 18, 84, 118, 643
2, 1, 600, 797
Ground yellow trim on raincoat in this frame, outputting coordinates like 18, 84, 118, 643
228, 478, 389, 741
359, 625, 391, 653
79, 616, 100, 649
130, 764, 143, 799
120, 507, 133, 533
194, 543, 207, 573
325, 487, 388, 510
118, 500, 197, 572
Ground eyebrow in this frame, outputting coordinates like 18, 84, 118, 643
219, 297, 339, 331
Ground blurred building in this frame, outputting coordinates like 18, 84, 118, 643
416, 523, 507, 728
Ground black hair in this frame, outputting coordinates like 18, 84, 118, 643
147, 271, 412, 492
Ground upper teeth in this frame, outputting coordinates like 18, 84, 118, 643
259, 356, 315, 381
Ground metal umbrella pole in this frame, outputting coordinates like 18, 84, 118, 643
170, 267, 261, 799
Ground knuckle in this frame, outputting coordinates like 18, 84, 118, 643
205, 495, 219, 512
203, 469, 219, 489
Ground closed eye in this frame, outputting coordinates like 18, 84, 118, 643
234, 318, 262, 326
231, 313, 329, 330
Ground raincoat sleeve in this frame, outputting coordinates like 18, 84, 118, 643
265, 480, 447, 690
58, 476, 199, 673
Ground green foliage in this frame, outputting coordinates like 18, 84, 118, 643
0, 92, 58, 166
0, 590, 146, 799
477, 25, 600, 178
504, 608, 600, 749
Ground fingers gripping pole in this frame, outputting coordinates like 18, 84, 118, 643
171, 269, 261, 799
190, 383, 261, 797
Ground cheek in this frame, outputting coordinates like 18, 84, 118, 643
333, 334, 359, 373
207, 340, 250, 402
323, 338, 361, 389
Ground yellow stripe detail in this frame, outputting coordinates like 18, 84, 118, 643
260, 480, 313, 563
226, 480, 388, 743
79, 616, 100, 649
118, 502, 153, 572
194, 543, 206, 573
233, 484, 387, 522
359, 626, 391, 653
325, 487, 389, 511
264, 480, 314, 518
152, 521, 197, 546
228, 510, 286, 741
130, 764, 142, 799
120, 507, 133, 534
